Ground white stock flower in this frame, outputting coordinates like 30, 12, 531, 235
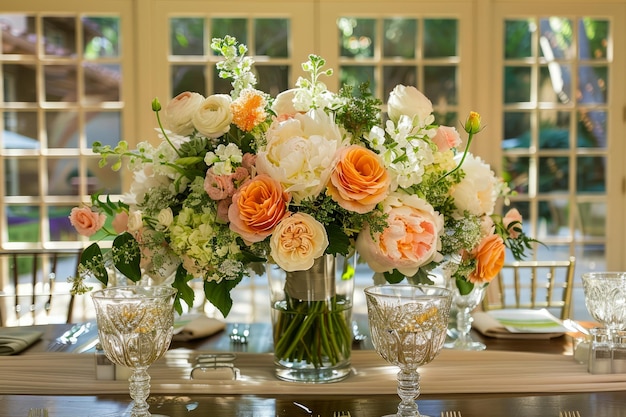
192, 94, 233, 138
451, 153, 498, 218
163, 92, 204, 136
256, 109, 345, 202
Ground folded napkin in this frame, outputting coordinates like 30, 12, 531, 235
0, 328, 43, 355
473, 309, 566, 339
172, 314, 226, 341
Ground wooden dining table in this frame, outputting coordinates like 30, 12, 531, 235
1, 318, 625, 417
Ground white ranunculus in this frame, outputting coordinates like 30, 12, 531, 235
163, 92, 204, 136
192, 94, 233, 138
387, 85, 433, 127
157, 207, 173, 229
451, 153, 498, 218
256, 109, 345, 202
127, 210, 144, 232
272, 89, 299, 117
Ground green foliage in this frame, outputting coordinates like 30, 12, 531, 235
203, 276, 243, 317
172, 267, 195, 315
111, 232, 142, 282
336, 83, 382, 141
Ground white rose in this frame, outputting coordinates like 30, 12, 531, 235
387, 85, 433, 127
127, 210, 143, 232
192, 94, 233, 138
156, 207, 173, 229
451, 153, 498, 218
163, 91, 204, 136
272, 89, 299, 117
256, 109, 345, 202
269, 213, 329, 272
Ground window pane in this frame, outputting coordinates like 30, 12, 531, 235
503, 111, 531, 145
577, 156, 605, 193
212, 70, 232, 95
576, 202, 605, 237
212, 18, 247, 49
539, 127, 569, 150
539, 200, 569, 238
0, 15, 36, 55
3, 111, 39, 148
170, 17, 205, 56
424, 19, 457, 57
43, 16, 76, 57
580, 19, 609, 60
44, 65, 77, 102
578, 65, 608, 104
539, 64, 571, 103
578, 110, 607, 148
49, 206, 74, 241
503, 155, 529, 194
539, 110, 570, 150
338, 18, 375, 58
340, 66, 375, 92
539, 18, 574, 60
86, 111, 122, 148
254, 19, 289, 57
83, 16, 121, 58
424, 65, 457, 106
383, 66, 416, 100
504, 19, 533, 59
84, 63, 121, 101
90, 156, 122, 194
538, 156, 569, 193
383, 18, 416, 58
3, 63, 36, 102
434, 111, 457, 127
256, 65, 289, 97
48, 158, 78, 196
5, 157, 39, 196
504, 66, 531, 103
172, 64, 206, 96
7, 206, 39, 242
46, 110, 78, 148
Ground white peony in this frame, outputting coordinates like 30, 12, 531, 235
192, 94, 233, 138
451, 153, 498, 218
387, 85, 434, 128
163, 91, 204, 136
256, 109, 345, 202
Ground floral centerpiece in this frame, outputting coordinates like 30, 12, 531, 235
69, 35, 536, 321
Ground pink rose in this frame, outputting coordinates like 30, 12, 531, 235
431, 125, 461, 152
356, 194, 443, 276
69, 206, 106, 237
204, 170, 235, 200
111, 211, 129, 234
503, 208, 523, 239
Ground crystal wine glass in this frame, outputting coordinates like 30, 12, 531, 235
582, 272, 626, 340
444, 283, 486, 351
364, 284, 452, 417
92, 286, 177, 417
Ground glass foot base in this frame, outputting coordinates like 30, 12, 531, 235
444, 339, 486, 351
275, 365, 351, 383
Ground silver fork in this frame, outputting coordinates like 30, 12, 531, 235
333, 412, 351, 417
27, 408, 48, 417
560, 412, 581, 417
47, 322, 91, 351
441, 412, 462, 417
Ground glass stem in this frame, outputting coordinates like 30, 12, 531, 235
396, 368, 421, 416
456, 307, 473, 345
129, 366, 151, 417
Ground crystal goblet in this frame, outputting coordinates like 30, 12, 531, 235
364, 284, 452, 417
92, 286, 177, 417
444, 283, 486, 351
582, 272, 626, 339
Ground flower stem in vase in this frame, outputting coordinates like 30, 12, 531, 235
444, 283, 486, 351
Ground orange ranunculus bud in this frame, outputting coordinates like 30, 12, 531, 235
464, 111, 481, 135
467, 234, 505, 284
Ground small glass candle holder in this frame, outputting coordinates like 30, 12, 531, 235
611, 330, 626, 374
588, 327, 612, 374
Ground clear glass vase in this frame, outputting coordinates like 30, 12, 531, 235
267, 254, 354, 383
444, 281, 487, 351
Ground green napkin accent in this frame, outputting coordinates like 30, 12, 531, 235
0, 328, 43, 355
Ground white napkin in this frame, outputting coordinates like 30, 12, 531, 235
473, 309, 566, 339
172, 314, 226, 341
0, 328, 43, 355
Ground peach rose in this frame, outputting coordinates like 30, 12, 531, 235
355, 193, 444, 276
69, 206, 106, 237
269, 212, 329, 272
431, 125, 462, 152
111, 211, 129, 234
228, 174, 291, 244
466, 234, 505, 284
327, 145, 390, 214
503, 208, 523, 239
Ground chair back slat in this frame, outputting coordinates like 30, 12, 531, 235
482, 256, 576, 320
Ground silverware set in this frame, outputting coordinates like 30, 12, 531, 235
27, 408, 48, 417
441, 412, 462, 417
46, 322, 92, 352
560, 412, 582, 417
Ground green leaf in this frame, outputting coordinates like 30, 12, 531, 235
325, 224, 351, 256
384, 269, 406, 284
455, 276, 474, 295
172, 266, 195, 315
204, 277, 242, 317
176, 156, 205, 166
112, 232, 142, 282
80, 243, 107, 286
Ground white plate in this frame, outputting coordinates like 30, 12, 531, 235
487, 308, 568, 334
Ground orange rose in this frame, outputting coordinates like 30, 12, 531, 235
466, 234, 505, 284
228, 174, 291, 244
69, 206, 106, 237
327, 145, 390, 214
